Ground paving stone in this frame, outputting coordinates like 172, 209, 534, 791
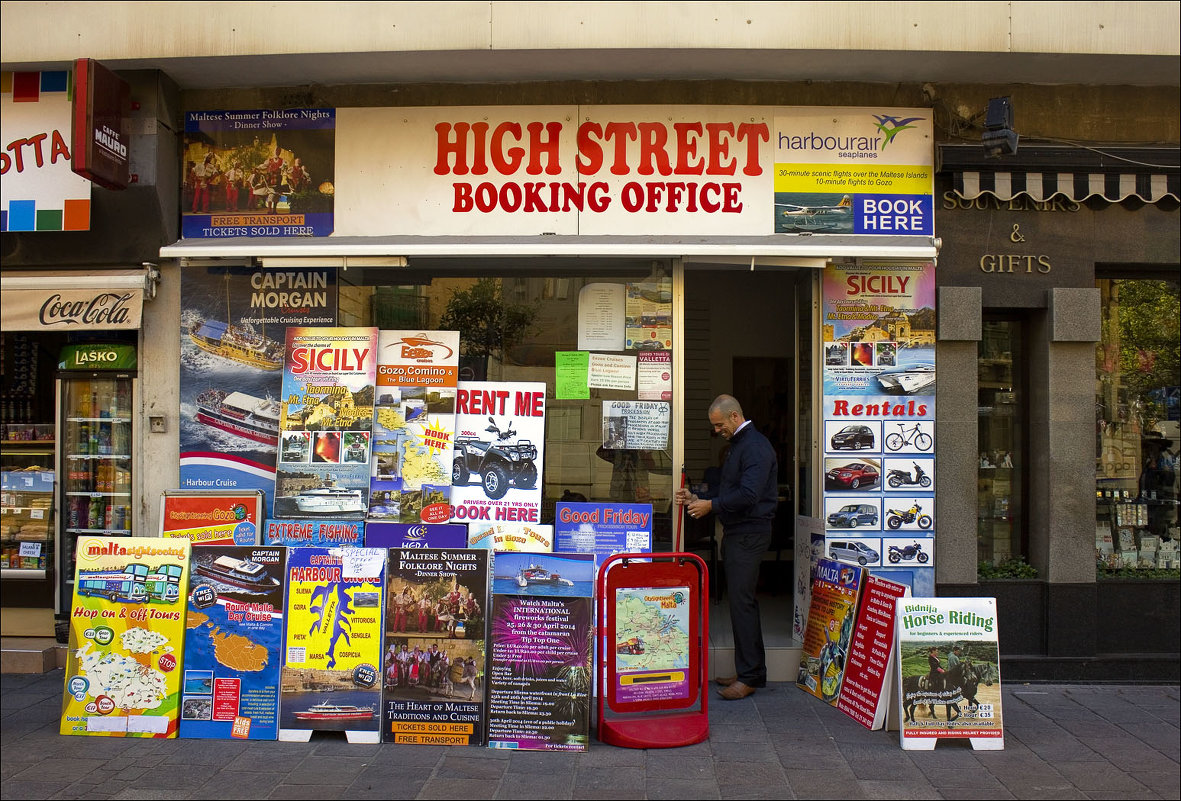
504, 750, 585, 773
193, 770, 293, 799
857, 778, 940, 799
0, 779, 74, 799
416, 777, 501, 799
496, 771, 576, 799
282, 755, 371, 786
436, 754, 510, 779
265, 783, 347, 799
783, 767, 866, 799
645, 777, 722, 799
642, 754, 714, 778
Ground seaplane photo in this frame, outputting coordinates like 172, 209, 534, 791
774, 194, 854, 233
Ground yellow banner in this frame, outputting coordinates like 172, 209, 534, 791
774, 164, 932, 194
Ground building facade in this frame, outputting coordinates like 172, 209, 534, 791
2, 2, 1178, 680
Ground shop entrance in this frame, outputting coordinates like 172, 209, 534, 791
682, 267, 814, 678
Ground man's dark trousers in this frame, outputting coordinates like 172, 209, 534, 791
723, 524, 773, 687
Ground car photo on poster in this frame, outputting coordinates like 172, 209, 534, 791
824, 458, 880, 490
827, 423, 878, 452
825, 500, 881, 530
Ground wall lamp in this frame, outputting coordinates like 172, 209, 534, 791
982, 97, 1018, 158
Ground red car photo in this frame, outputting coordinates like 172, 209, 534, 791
825, 461, 880, 490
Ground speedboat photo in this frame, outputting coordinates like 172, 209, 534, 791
876, 362, 936, 394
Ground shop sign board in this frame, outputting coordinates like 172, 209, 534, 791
369, 330, 459, 523
896, 596, 1004, 750
450, 381, 546, 525
554, 501, 653, 572
2, 70, 92, 231
821, 260, 936, 596
72, 58, 130, 190
61, 536, 191, 737
836, 574, 908, 730
182, 108, 335, 238
2, 284, 143, 332
364, 522, 468, 549
382, 548, 490, 745
180, 545, 285, 740
796, 557, 865, 706
278, 547, 385, 743
178, 265, 338, 518
333, 105, 933, 237
264, 518, 364, 547
487, 551, 595, 751
159, 489, 263, 545
274, 327, 378, 521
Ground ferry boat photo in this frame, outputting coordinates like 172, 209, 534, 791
195, 389, 281, 446
515, 564, 575, 588
195, 555, 281, 590
289, 481, 366, 515
293, 701, 376, 722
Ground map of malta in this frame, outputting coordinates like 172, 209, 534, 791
73, 629, 172, 709
614, 587, 690, 672
186, 610, 270, 672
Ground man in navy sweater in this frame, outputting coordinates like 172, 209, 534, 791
677, 394, 778, 699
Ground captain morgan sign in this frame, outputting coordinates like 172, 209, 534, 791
332, 105, 933, 237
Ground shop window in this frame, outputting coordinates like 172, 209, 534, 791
339, 266, 675, 547
1095, 278, 1180, 573
977, 318, 1028, 568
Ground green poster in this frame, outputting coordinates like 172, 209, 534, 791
555, 351, 590, 399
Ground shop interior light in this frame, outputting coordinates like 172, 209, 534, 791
982, 96, 1019, 158
259, 256, 408, 269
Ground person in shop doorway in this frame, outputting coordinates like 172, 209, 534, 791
675, 394, 778, 700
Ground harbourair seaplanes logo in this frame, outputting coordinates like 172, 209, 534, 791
390, 334, 455, 361
871, 114, 924, 149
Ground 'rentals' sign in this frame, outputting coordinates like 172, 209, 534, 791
333, 105, 933, 237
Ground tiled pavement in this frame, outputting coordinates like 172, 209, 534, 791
2, 671, 1177, 800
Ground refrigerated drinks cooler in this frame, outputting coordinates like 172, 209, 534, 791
54, 343, 137, 638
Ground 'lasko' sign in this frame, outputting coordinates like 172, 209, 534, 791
333, 105, 933, 237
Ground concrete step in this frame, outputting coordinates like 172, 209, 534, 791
1, 637, 66, 674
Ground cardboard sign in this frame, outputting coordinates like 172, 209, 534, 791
159, 490, 263, 545
836, 574, 908, 730
61, 537, 191, 737
382, 548, 489, 745
180, 545, 286, 740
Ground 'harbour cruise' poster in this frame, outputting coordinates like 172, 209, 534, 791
279, 547, 386, 743
61, 536, 191, 737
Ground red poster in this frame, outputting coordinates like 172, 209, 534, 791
837, 574, 908, 730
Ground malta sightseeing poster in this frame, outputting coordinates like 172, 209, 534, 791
796, 557, 866, 706
382, 548, 490, 745
265, 518, 364, 547
822, 260, 936, 597
159, 490, 264, 546
279, 547, 386, 743
450, 381, 546, 526
179, 265, 337, 516
61, 536, 191, 737
180, 545, 286, 740
182, 108, 335, 238
896, 596, 1004, 750
369, 330, 459, 524
275, 327, 377, 521
487, 552, 595, 751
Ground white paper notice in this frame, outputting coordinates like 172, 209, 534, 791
588, 353, 636, 391
578, 283, 626, 351
601, 400, 670, 450
336, 547, 385, 579
637, 351, 672, 400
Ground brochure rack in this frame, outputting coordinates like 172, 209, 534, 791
596, 552, 709, 749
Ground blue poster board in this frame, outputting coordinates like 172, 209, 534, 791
554, 502, 653, 570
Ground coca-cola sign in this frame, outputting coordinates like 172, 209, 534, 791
2, 284, 143, 331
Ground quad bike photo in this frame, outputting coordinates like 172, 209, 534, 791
452, 416, 539, 500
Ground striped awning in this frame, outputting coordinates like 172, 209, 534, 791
941, 145, 1180, 204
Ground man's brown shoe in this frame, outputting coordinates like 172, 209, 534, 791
718, 681, 756, 700
715, 675, 737, 687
